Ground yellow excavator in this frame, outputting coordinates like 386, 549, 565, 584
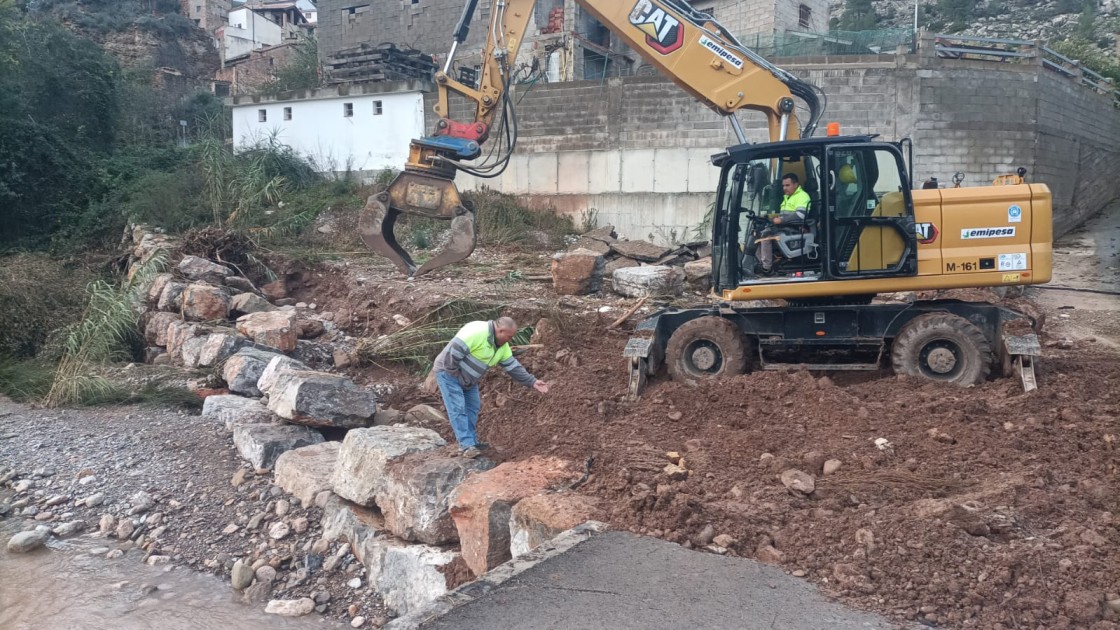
359, 0, 1051, 393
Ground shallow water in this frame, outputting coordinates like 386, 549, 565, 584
0, 524, 337, 630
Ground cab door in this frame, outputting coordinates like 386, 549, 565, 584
825, 144, 918, 279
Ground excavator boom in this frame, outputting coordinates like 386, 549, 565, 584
360, 0, 824, 276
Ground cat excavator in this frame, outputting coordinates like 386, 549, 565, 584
358, 0, 1051, 393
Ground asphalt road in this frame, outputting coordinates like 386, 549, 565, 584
420, 531, 897, 630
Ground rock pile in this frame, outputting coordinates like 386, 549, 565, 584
550, 225, 712, 298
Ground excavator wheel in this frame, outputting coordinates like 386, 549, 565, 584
891, 312, 992, 386
665, 316, 748, 387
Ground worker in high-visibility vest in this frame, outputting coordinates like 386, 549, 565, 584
757, 172, 811, 274
432, 317, 550, 458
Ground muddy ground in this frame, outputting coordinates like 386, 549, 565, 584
306, 210, 1119, 629
3, 208, 1118, 629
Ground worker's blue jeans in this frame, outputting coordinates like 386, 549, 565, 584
435, 371, 481, 449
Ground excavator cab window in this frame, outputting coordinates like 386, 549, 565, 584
825, 145, 917, 278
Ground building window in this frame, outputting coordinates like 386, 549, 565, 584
798, 4, 812, 28
373, 100, 383, 115
283, 107, 292, 120
258, 109, 267, 122
343, 103, 354, 117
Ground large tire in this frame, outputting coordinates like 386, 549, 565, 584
666, 317, 749, 387
891, 312, 992, 386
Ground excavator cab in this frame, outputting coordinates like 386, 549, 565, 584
712, 136, 918, 293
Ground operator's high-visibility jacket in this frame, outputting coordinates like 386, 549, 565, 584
432, 320, 537, 389
779, 186, 811, 218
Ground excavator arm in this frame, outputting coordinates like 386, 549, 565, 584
360, 0, 824, 276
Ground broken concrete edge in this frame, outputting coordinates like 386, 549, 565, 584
383, 521, 607, 630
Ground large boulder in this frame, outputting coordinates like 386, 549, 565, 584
257, 355, 310, 396
237, 311, 298, 352
230, 292, 277, 315
232, 423, 324, 470
609, 240, 672, 262
147, 273, 175, 305
223, 348, 285, 397
274, 442, 340, 506
197, 331, 253, 368
7, 528, 50, 553
448, 456, 583, 576
683, 257, 713, 287
157, 281, 187, 312
378, 544, 472, 616
178, 255, 233, 284
181, 283, 231, 322
566, 237, 610, 255
611, 265, 685, 298
550, 248, 606, 295
267, 371, 378, 428
381, 454, 495, 545
201, 394, 275, 431
510, 493, 601, 557
179, 336, 208, 368
331, 426, 445, 507
321, 494, 393, 567
164, 320, 200, 358
143, 312, 181, 347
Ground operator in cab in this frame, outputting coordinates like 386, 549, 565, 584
757, 173, 811, 275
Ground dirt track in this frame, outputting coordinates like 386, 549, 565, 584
281, 207, 1120, 629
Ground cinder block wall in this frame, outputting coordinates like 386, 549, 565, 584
420, 52, 1120, 241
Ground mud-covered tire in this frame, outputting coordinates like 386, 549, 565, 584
891, 312, 992, 386
666, 316, 748, 387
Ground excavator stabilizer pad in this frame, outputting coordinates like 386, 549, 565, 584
1003, 333, 1042, 357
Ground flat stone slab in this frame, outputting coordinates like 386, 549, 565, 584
230, 292, 277, 315
232, 423, 324, 470
201, 394, 275, 431
274, 441, 340, 507
609, 240, 671, 262
390, 529, 895, 630
332, 427, 446, 507
381, 454, 495, 545
224, 348, 285, 397
267, 371, 378, 428
178, 255, 233, 284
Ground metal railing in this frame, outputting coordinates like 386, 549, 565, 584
748, 28, 917, 59
932, 33, 1119, 107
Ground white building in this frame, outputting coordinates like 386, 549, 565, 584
224, 7, 284, 60
297, 0, 317, 25
230, 81, 427, 174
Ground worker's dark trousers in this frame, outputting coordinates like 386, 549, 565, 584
435, 370, 482, 450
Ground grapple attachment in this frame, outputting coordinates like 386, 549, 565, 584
358, 171, 477, 277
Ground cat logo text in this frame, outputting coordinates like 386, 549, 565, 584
629, 0, 684, 55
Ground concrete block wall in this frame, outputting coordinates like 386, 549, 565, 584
1035, 71, 1120, 235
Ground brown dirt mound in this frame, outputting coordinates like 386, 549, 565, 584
463, 320, 1120, 629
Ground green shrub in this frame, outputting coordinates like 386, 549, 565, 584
0, 254, 95, 358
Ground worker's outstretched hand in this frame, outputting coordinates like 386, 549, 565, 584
533, 380, 550, 394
